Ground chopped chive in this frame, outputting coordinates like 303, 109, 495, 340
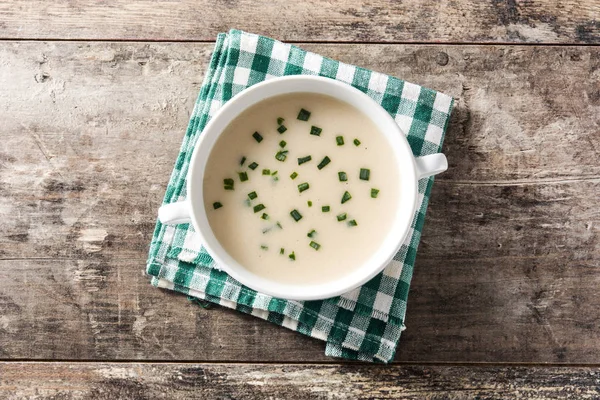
279, 140, 287, 148
275, 150, 288, 162
309, 241, 321, 251
310, 126, 322, 136
307, 200, 313, 207
353, 138, 361, 146
248, 162, 259, 170
336, 136, 344, 146
321, 205, 330, 212
213, 202, 223, 210
271, 170, 278, 176
277, 125, 287, 134
290, 171, 298, 180
248, 191, 258, 200
337, 213, 347, 222
338, 171, 348, 182
276, 221, 283, 229
280, 247, 285, 255
261, 213, 269, 220
298, 155, 312, 165
262, 169, 271, 175
341, 191, 352, 204
307, 229, 316, 238
348, 219, 358, 227
277, 117, 285, 125
360, 168, 370, 181
289, 251, 296, 261
298, 182, 310, 193
238, 171, 249, 182
317, 156, 331, 170
224, 178, 234, 190
240, 156, 246, 166
297, 108, 311, 121
371, 188, 380, 198
253, 204, 266, 213
290, 209, 303, 222
260, 245, 268, 250
252, 132, 263, 143
262, 227, 272, 234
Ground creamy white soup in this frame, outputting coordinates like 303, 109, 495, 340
203, 93, 399, 285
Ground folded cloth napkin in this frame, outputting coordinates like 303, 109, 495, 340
146, 29, 454, 363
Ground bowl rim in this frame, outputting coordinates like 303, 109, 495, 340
187, 75, 418, 300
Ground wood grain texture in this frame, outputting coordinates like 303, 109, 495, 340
1, 362, 600, 399
0, 42, 599, 362
0, 1, 599, 44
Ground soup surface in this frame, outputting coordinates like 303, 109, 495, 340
204, 93, 399, 285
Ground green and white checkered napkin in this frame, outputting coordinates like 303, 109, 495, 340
146, 29, 453, 363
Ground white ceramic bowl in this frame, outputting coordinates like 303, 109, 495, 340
158, 76, 447, 301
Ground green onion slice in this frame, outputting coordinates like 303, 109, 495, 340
307, 200, 312, 207
337, 213, 347, 221
338, 171, 347, 182
307, 229, 316, 238
224, 178, 234, 190
279, 140, 287, 148
298, 156, 312, 165
297, 108, 311, 121
280, 247, 285, 255
321, 205, 330, 212
260, 245, 268, 250
348, 219, 358, 227
341, 191, 352, 204
371, 188, 380, 198
353, 138, 361, 146
252, 132, 263, 143
310, 126, 322, 136
248, 162, 259, 170
360, 168, 370, 181
261, 213, 269, 220
238, 171, 249, 182
275, 150, 288, 162
248, 191, 257, 200
317, 156, 331, 170
253, 204, 266, 213
309, 241, 321, 251
289, 251, 296, 261
336, 136, 344, 146
277, 125, 287, 134
240, 156, 246, 166
298, 182, 309, 193
290, 209, 303, 222
290, 171, 298, 180
277, 117, 285, 125
213, 202, 223, 210
262, 169, 271, 175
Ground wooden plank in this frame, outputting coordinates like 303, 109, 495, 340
1, 362, 600, 399
0, 42, 599, 362
0, 1, 599, 43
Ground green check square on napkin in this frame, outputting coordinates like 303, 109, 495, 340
146, 29, 454, 363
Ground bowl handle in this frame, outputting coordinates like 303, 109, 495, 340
414, 153, 448, 180
158, 200, 192, 225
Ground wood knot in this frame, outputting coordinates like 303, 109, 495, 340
435, 52, 449, 66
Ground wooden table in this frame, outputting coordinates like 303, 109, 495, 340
1, 2, 599, 398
